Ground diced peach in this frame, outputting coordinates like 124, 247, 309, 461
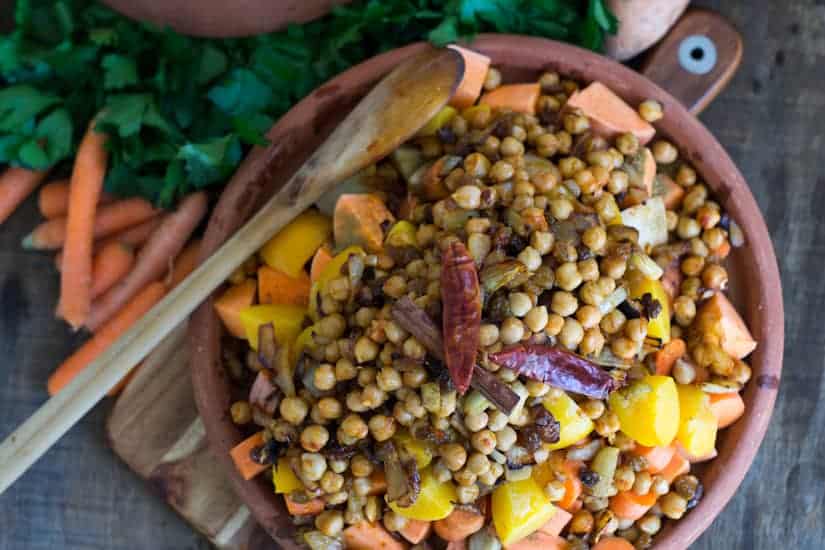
709, 392, 746, 428
504, 531, 569, 550
697, 293, 757, 359
434, 509, 486, 541
565, 82, 655, 144
343, 521, 407, 550
659, 452, 690, 483
399, 519, 431, 544
635, 445, 676, 474
661, 175, 685, 209
480, 83, 541, 114
539, 507, 572, 537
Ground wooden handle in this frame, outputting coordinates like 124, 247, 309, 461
640, 8, 743, 115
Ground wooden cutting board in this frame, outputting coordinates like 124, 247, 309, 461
106, 10, 742, 549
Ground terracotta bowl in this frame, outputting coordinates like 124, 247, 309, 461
189, 35, 784, 549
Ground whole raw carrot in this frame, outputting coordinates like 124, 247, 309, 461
24, 197, 158, 250
91, 241, 135, 299
167, 238, 201, 288
57, 124, 109, 330
47, 281, 166, 395
85, 192, 208, 332
0, 167, 48, 225
38, 179, 114, 219
55, 216, 166, 271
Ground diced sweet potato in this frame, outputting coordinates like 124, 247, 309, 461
480, 83, 541, 115
258, 266, 310, 306
697, 293, 757, 359
214, 279, 257, 339
343, 521, 407, 550
309, 244, 333, 283
284, 495, 324, 516
661, 175, 685, 209
333, 193, 395, 253
539, 507, 572, 537
565, 82, 655, 144
399, 519, 431, 544
448, 45, 491, 109
504, 531, 569, 550
709, 392, 746, 428
434, 509, 485, 541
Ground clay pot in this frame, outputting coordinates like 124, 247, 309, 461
100, 0, 350, 37
189, 36, 783, 549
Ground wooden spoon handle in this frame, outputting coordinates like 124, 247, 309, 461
0, 48, 462, 495
641, 8, 743, 115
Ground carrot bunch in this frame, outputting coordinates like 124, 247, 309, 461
2, 125, 209, 398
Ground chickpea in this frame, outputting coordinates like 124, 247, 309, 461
517, 246, 543, 271
471, 429, 497, 455
579, 327, 606, 356
673, 296, 696, 327
611, 336, 637, 360
702, 263, 728, 290
614, 465, 636, 492
301, 452, 327, 481
376, 367, 403, 393
368, 414, 396, 442
624, 318, 648, 343
652, 140, 678, 164
465, 411, 489, 432
316, 510, 344, 537
676, 164, 697, 187
536, 133, 560, 158
280, 396, 309, 425
500, 317, 526, 345
549, 198, 574, 220
501, 136, 525, 156
545, 313, 565, 337
352, 476, 372, 497
317, 313, 347, 339
558, 318, 584, 350
660, 492, 688, 519
672, 358, 696, 385
601, 255, 627, 280
682, 185, 708, 214
564, 112, 590, 134
570, 510, 595, 534
680, 255, 705, 277
677, 216, 701, 240
440, 443, 467, 471
230, 401, 252, 425
633, 471, 653, 495
550, 291, 578, 317
607, 170, 629, 195
479, 323, 500, 347
638, 99, 663, 122
464, 152, 491, 178
652, 475, 670, 496
350, 454, 374, 477
555, 262, 583, 291
340, 414, 369, 441
301, 425, 330, 452
509, 292, 533, 317
616, 132, 639, 156
468, 232, 492, 263
524, 305, 550, 333
703, 227, 727, 251
490, 160, 515, 182
453, 185, 482, 210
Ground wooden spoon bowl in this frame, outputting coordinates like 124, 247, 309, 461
189, 36, 783, 549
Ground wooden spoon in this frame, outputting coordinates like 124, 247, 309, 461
0, 47, 463, 494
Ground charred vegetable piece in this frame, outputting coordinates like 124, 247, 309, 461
480, 260, 527, 294
391, 296, 518, 413
333, 193, 395, 253
388, 467, 456, 521
257, 323, 296, 397
441, 241, 481, 394
378, 440, 420, 508
249, 369, 279, 414
489, 344, 620, 399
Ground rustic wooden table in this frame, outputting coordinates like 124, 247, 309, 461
0, 1, 819, 548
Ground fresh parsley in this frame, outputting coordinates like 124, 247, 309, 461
0, 0, 616, 207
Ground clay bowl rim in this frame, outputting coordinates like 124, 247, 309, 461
189, 35, 784, 549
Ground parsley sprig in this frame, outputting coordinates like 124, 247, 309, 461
0, 0, 616, 206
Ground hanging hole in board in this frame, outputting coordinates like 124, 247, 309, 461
679, 35, 717, 75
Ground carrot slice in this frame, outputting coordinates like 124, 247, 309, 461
480, 83, 541, 114
659, 452, 690, 483
309, 244, 334, 283
284, 495, 325, 516
696, 293, 756, 359
47, 282, 166, 395
593, 536, 635, 550
399, 519, 431, 544
0, 167, 47, 225
654, 338, 686, 376
505, 531, 569, 550
558, 460, 583, 512
709, 392, 745, 428
609, 490, 658, 520
539, 507, 572, 537
343, 521, 407, 550
447, 45, 491, 109
258, 265, 311, 307
636, 445, 676, 474
56, 124, 108, 329
434, 508, 485, 541
215, 279, 258, 339
91, 241, 135, 299
564, 82, 655, 144
661, 176, 685, 210
229, 432, 268, 480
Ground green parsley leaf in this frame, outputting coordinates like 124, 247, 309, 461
102, 53, 138, 90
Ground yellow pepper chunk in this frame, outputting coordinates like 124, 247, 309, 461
676, 384, 718, 458
609, 375, 679, 447
385, 220, 419, 249
388, 467, 456, 521
629, 272, 671, 343
492, 477, 557, 546
417, 106, 458, 137
259, 210, 331, 278
542, 391, 594, 451
392, 430, 434, 469
292, 324, 316, 364
239, 304, 306, 350
273, 457, 303, 494
308, 246, 365, 320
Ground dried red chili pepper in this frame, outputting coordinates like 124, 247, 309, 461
441, 241, 481, 394
489, 343, 620, 399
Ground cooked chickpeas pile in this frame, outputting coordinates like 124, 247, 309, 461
224, 68, 749, 550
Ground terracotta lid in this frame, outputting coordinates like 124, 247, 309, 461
100, 0, 351, 37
